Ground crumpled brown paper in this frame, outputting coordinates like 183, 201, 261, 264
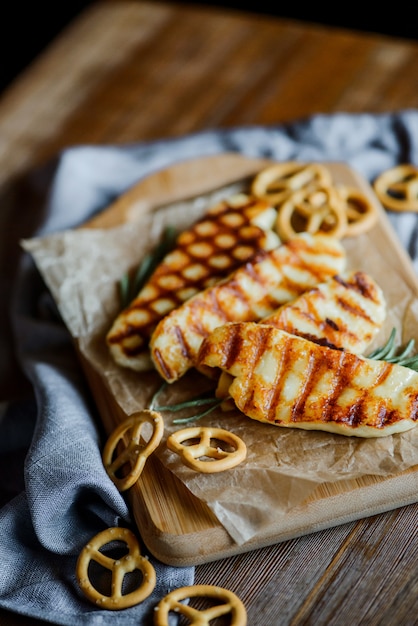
22, 160, 418, 545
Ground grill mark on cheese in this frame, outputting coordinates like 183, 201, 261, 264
320, 351, 362, 425
335, 272, 381, 321
150, 233, 346, 382
289, 349, 317, 423
335, 271, 375, 298
107, 195, 278, 370
223, 323, 245, 371
337, 296, 372, 323
325, 318, 339, 331
174, 326, 189, 359
240, 325, 273, 417
261, 271, 385, 355
152, 348, 172, 381
268, 327, 294, 422
197, 322, 418, 437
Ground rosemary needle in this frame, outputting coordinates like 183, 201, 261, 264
118, 273, 131, 309
172, 398, 224, 424
119, 225, 177, 308
149, 381, 168, 410
367, 327, 397, 359
367, 328, 417, 370
154, 397, 220, 412
149, 382, 223, 423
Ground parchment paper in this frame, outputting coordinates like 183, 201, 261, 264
22, 160, 418, 545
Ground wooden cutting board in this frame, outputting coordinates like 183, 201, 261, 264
81, 154, 418, 566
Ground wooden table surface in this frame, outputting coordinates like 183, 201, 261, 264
1, 2, 418, 624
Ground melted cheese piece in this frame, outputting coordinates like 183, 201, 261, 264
262, 270, 386, 354
197, 322, 418, 437
106, 194, 279, 371
215, 270, 386, 409
150, 233, 346, 383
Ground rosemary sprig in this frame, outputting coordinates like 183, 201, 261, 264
172, 398, 224, 424
149, 382, 223, 424
367, 328, 418, 371
119, 225, 178, 308
154, 397, 221, 412
149, 381, 168, 410
118, 273, 132, 310
367, 328, 397, 359
387, 355, 418, 370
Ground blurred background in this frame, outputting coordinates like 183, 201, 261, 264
2, 1, 417, 96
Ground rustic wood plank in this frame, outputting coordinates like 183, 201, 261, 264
0, 1, 418, 189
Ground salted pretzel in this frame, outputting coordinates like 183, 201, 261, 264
166, 426, 247, 473
154, 584, 247, 626
76, 527, 156, 609
336, 185, 378, 236
102, 410, 164, 491
275, 184, 347, 242
251, 161, 333, 206
373, 164, 418, 212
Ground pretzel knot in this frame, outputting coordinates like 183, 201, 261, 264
275, 185, 347, 242
251, 161, 332, 206
76, 527, 156, 609
166, 426, 247, 473
102, 410, 164, 491
154, 584, 247, 626
373, 164, 418, 212
336, 185, 378, 236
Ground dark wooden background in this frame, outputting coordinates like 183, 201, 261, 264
2, 1, 417, 95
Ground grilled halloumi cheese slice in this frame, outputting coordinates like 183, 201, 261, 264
262, 270, 386, 354
215, 270, 386, 408
197, 322, 418, 437
150, 232, 346, 383
106, 194, 279, 371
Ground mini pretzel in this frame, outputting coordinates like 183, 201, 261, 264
153, 584, 247, 626
336, 185, 378, 236
76, 527, 156, 609
275, 185, 347, 242
102, 410, 164, 491
251, 162, 333, 206
373, 164, 418, 212
166, 426, 247, 473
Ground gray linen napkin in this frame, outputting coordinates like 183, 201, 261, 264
1, 110, 418, 625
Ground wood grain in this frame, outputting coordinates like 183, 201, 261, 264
2, 1, 418, 624
1, 1, 418, 192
